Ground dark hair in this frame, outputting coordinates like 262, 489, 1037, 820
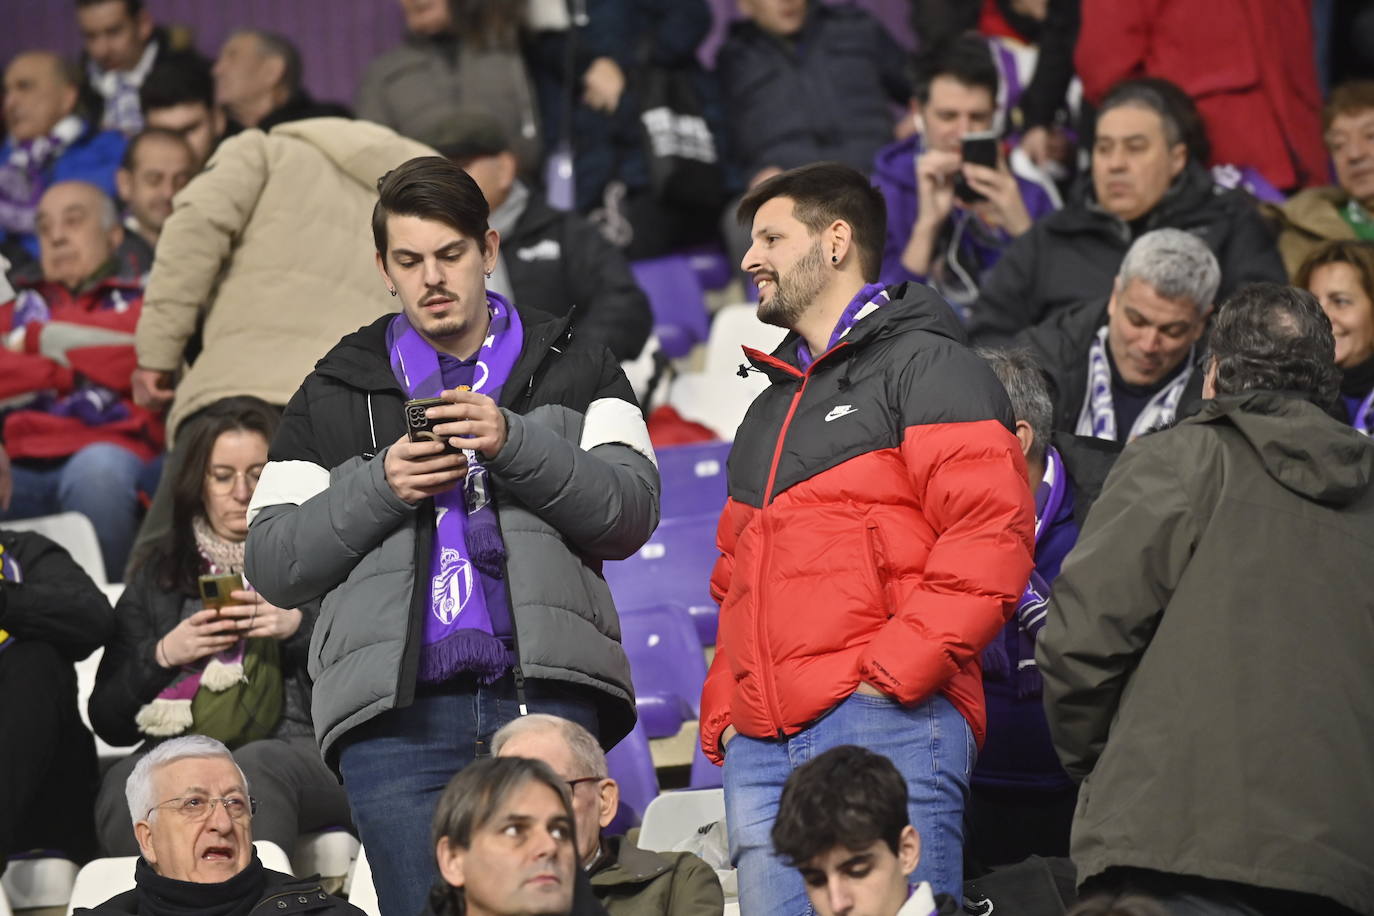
140, 56, 215, 114
1208, 283, 1340, 406
1067, 895, 1172, 916
1324, 80, 1374, 133
772, 746, 909, 868
428, 757, 574, 916
1294, 239, 1374, 308
1098, 77, 1203, 162
75, 0, 143, 14
137, 397, 280, 592
119, 126, 193, 171
454, 0, 524, 51
737, 163, 887, 282
235, 30, 302, 95
373, 156, 491, 257
912, 35, 999, 107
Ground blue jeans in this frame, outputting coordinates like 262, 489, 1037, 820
336, 674, 600, 916
1, 443, 146, 581
724, 692, 976, 915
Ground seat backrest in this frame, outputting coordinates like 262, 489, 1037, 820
0, 881, 13, 916
637, 788, 726, 854
655, 440, 731, 521
630, 256, 710, 357
0, 512, 107, 586
603, 515, 718, 616
619, 604, 707, 719
605, 719, 660, 835
346, 847, 380, 916
65, 843, 293, 915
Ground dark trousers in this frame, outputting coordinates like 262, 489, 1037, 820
0, 642, 99, 871
95, 734, 353, 857
336, 674, 599, 916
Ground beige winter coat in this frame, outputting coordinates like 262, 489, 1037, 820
136, 118, 435, 440
1269, 185, 1358, 277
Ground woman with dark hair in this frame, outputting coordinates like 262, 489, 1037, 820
89, 396, 352, 856
1297, 240, 1374, 434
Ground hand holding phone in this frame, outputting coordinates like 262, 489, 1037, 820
954, 131, 1000, 203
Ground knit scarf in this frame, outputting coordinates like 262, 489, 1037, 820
0, 541, 22, 655
88, 39, 159, 135
134, 851, 268, 916
796, 283, 890, 370
135, 517, 250, 738
1342, 198, 1374, 242
1075, 324, 1192, 442
387, 292, 524, 684
0, 115, 84, 235
980, 446, 1063, 697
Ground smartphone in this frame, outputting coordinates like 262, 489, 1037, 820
198, 573, 244, 610
404, 397, 462, 454
954, 131, 1001, 203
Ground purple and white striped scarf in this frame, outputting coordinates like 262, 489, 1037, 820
1353, 390, 1374, 437
387, 292, 524, 684
0, 116, 83, 235
1075, 324, 1192, 442
796, 283, 890, 371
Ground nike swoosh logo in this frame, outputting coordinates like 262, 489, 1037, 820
825, 405, 858, 422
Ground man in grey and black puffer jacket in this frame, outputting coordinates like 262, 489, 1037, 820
245, 156, 658, 916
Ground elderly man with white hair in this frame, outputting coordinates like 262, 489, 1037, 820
1013, 227, 1222, 443
494, 715, 723, 916
77, 735, 360, 915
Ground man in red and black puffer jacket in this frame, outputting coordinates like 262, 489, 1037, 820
701, 162, 1035, 915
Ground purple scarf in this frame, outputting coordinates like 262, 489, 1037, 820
1352, 390, 1374, 437
0, 542, 22, 656
387, 292, 524, 684
795, 283, 890, 371
0, 116, 83, 235
981, 446, 1067, 697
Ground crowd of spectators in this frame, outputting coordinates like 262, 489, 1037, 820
1, 2, 1373, 916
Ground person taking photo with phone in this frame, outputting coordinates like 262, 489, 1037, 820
89, 396, 352, 857
243, 156, 659, 916
873, 36, 1057, 319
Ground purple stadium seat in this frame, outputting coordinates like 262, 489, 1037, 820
689, 741, 724, 789
656, 440, 731, 521
683, 245, 734, 291
606, 719, 659, 835
604, 515, 720, 644
630, 256, 711, 358
619, 604, 708, 739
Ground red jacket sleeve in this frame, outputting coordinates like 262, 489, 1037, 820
700, 498, 743, 764
1075, 0, 1151, 105
857, 420, 1035, 705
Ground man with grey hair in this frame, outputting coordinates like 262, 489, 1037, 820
211, 30, 349, 132
81, 734, 361, 914
1037, 283, 1374, 913
968, 347, 1120, 866
1014, 227, 1220, 443
0, 180, 154, 580
494, 715, 723, 916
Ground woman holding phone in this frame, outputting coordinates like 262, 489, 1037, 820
90, 397, 352, 856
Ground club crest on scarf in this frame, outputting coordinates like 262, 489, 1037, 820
388, 291, 524, 684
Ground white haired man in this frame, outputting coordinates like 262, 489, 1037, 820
76, 735, 360, 914
494, 715, 723, 916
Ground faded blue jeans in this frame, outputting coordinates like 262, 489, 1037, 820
723, 691, 976, 915
336, 674, 599, 916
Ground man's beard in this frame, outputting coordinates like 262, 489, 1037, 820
757, 239, 828, 330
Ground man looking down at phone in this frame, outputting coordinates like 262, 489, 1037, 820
244, 156, 658, 916
89, 396, 352, 857
874, 37, 1056, 319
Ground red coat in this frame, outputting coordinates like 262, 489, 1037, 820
699, 286, 1036, 764
0, 276, 162, 461
1076, 0, 1327, 191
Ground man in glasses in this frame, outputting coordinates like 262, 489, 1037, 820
493, 715, 723, 916
81, 734, 360, 914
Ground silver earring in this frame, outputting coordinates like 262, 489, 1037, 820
388, 287, 397, 297
484, 270, 493, 279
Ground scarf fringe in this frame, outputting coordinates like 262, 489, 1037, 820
466, 516, 507, 579
419, 628, 508, 684
201, 656, 246, 691
135, 698, 193, 736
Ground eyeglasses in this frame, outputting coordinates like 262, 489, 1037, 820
205, 467, 263, 495
565, 776, 603, 792
146, 794, 258, 821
